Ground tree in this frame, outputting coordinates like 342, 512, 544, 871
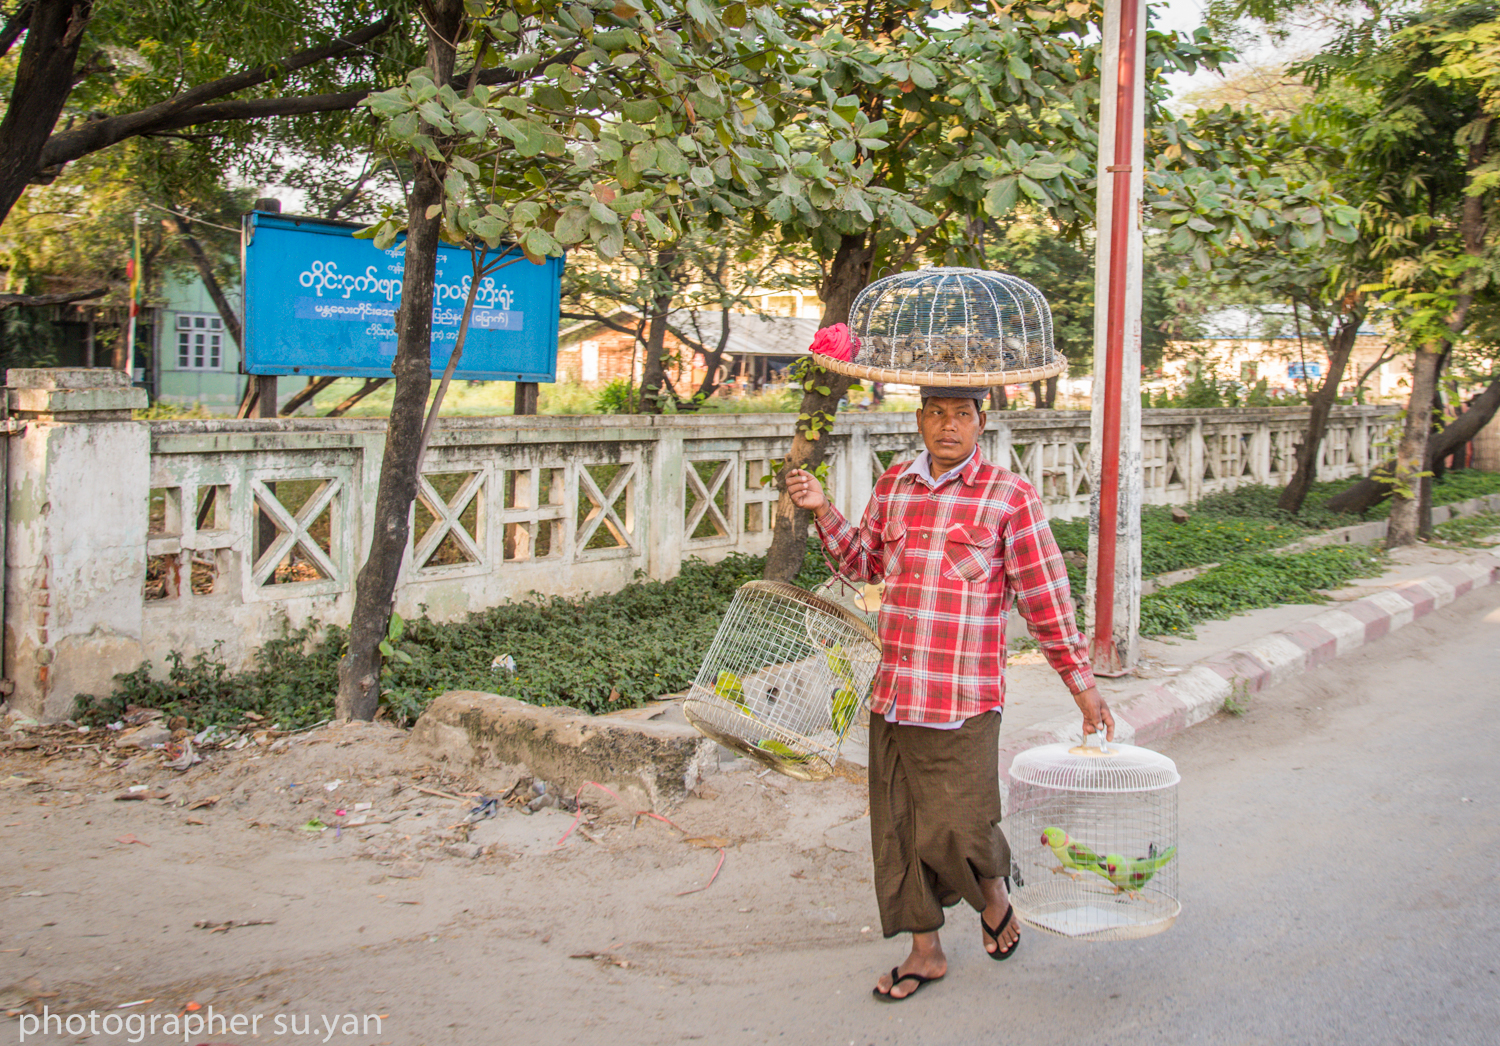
336, 0, 882, 719
0, 1, 427, 233
1225, 1, 1500, 540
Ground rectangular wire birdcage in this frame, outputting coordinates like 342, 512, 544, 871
683, 581, 881, 780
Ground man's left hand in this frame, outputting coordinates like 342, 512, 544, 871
1072, 686, 1114, 741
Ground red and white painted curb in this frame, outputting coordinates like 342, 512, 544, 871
998, 554, 1499, 780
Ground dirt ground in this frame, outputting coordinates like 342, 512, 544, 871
0, 715, 879, 1046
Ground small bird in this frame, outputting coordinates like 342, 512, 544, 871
1041, 827, 1109, 882
830, 686, 859, 737
1103, 844, 1178, 897
822, 642, 856, 689
757, 739, 812, 763
714, 670, 750, 714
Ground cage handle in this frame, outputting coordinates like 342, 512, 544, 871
1069, 727, 1114, 757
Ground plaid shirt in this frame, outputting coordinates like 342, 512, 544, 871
815, 447, 1094, 724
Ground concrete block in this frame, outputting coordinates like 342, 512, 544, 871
410, 691, 716, 811
1112, 684, 1189, 743
1238, 634, 1308, 687
1277, 621, 1341, 668
1302, 609, 1368, 656
1365, 589, 1416, 631
1164, 666, 1233, 726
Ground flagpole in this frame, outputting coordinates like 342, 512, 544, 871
125, 209, 140, 376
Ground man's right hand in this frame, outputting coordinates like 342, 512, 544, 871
786, 467, 829, 516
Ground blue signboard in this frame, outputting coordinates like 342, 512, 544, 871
1287, 361, 1323, 380
242, 211, 561, 381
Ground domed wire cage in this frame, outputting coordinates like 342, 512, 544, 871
683, 581, 880, 781
1007, 738, 1181, 941
818, 267, 1066, 387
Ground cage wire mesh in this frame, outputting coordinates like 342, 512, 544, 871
820, 267, 1066, 386
683, 581, 881, 780
1007, 739, 1181, 941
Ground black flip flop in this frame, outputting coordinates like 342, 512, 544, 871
872, 966, 944, 1002
982, 903, 1020, 961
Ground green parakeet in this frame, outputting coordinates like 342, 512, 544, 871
757, 739, 812, 763
822, 642, 856, 688
714, 670, 749, 712
1103, 844, 1177, 896
1040, 827, 1109, 882
830, 687, 859, 737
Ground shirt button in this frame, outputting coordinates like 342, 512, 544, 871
915, 572, 921, 579
908, 614, 914, 621
902, 655, 909, 661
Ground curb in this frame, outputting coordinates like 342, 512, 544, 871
997, 552, 1500, 782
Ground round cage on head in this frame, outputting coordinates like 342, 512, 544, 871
819, 267, 1065, 387
1006, 739, 1181, 941
683, 581, 880, 781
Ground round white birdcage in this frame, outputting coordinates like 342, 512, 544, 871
683, 581, 880, 780
1007, 739, 1181, 941
819, 267, 1065, 387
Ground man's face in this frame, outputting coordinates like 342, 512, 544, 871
916, 396, 986, 474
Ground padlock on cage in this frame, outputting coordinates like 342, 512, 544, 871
815, 267, 1067, 387
683, 580, 881, 781
1006, 734, 1181, 941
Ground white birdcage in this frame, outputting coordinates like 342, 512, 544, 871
1007, 736, 1181, 941
683, 581, 880, 780
818, 267, 1066, 387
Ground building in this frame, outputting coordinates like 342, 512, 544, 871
1163, 307, 1410, 401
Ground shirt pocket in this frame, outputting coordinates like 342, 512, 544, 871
942, 522, 997, 583
880, 520, 907, 579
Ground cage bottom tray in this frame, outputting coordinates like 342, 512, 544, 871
1012, 879, 1180, 941
684, 702, 835, 782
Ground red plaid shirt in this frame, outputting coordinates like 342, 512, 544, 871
815, 448, 1094, 724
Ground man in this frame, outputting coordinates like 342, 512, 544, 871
786, 387, 1113, 1002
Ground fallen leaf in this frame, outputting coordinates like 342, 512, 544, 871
183, 817, 206, 826
187, 795, 220, 810
684, 836, 730, 849
115, 790, 169, 802
115, 834, 149, 846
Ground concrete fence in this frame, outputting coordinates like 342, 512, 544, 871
2, 368, 1398, 720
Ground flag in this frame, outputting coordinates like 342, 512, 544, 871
127, 215, 142, 318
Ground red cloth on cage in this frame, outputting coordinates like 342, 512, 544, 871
814, 448, 1094, 723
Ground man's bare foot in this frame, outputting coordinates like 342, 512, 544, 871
980, 876, 1019, 957
872, 931, 947, 1000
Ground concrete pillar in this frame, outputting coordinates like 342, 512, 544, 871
845, 425, 873, 523
1084, 0, 1145, 671
647, 432, 684, 581
5, 368, 150, 720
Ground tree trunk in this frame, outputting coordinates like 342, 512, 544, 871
762, 232, 872, 583
161, 215, 243, 348
635, 248, 678, 413
279, 375, 338, 415
1277, 311, 1362, 514
1386, 345, 1442, 548
0, 0, 92, 226
335, 0, 463, 721
691, 308, 733, 401
323, 377, 388, 417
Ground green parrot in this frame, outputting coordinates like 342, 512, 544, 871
1102, 844, 1177, 897
1040, 827, 1109, 882
757, 739, 812, 763
830, 687, 859, 738
822, 642, 856, 689
714, 670, 749, 712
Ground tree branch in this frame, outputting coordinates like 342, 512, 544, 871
1, 0, 35, 58
0, 285, 105, 309
37, 13, 398, 172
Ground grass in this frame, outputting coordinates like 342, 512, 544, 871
1431, 511, 1500, 547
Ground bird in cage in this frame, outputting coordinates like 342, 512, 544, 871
1103, 844, 1178, 898
1041, 827, 1109, 882
714, 670, 751, 714
757, 738, 813, 763
831, 686, 859, 737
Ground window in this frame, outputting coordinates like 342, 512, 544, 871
176, 314, 223, 371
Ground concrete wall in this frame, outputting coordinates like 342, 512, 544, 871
0, 368, 1397, 718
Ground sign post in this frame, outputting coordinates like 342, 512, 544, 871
241, 211, 562, 382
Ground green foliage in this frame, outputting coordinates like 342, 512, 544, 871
1050, 503, 1308, 577
75, 623, 344, 730
1431, 510, 1500, 546
80, 539, 834, 730
1140, 545, 1386, 636
594, 378, 640, 414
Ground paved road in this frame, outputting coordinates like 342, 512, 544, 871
7, 584, 1497, 1046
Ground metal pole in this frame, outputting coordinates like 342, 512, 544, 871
1088, 0, 1145, 676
